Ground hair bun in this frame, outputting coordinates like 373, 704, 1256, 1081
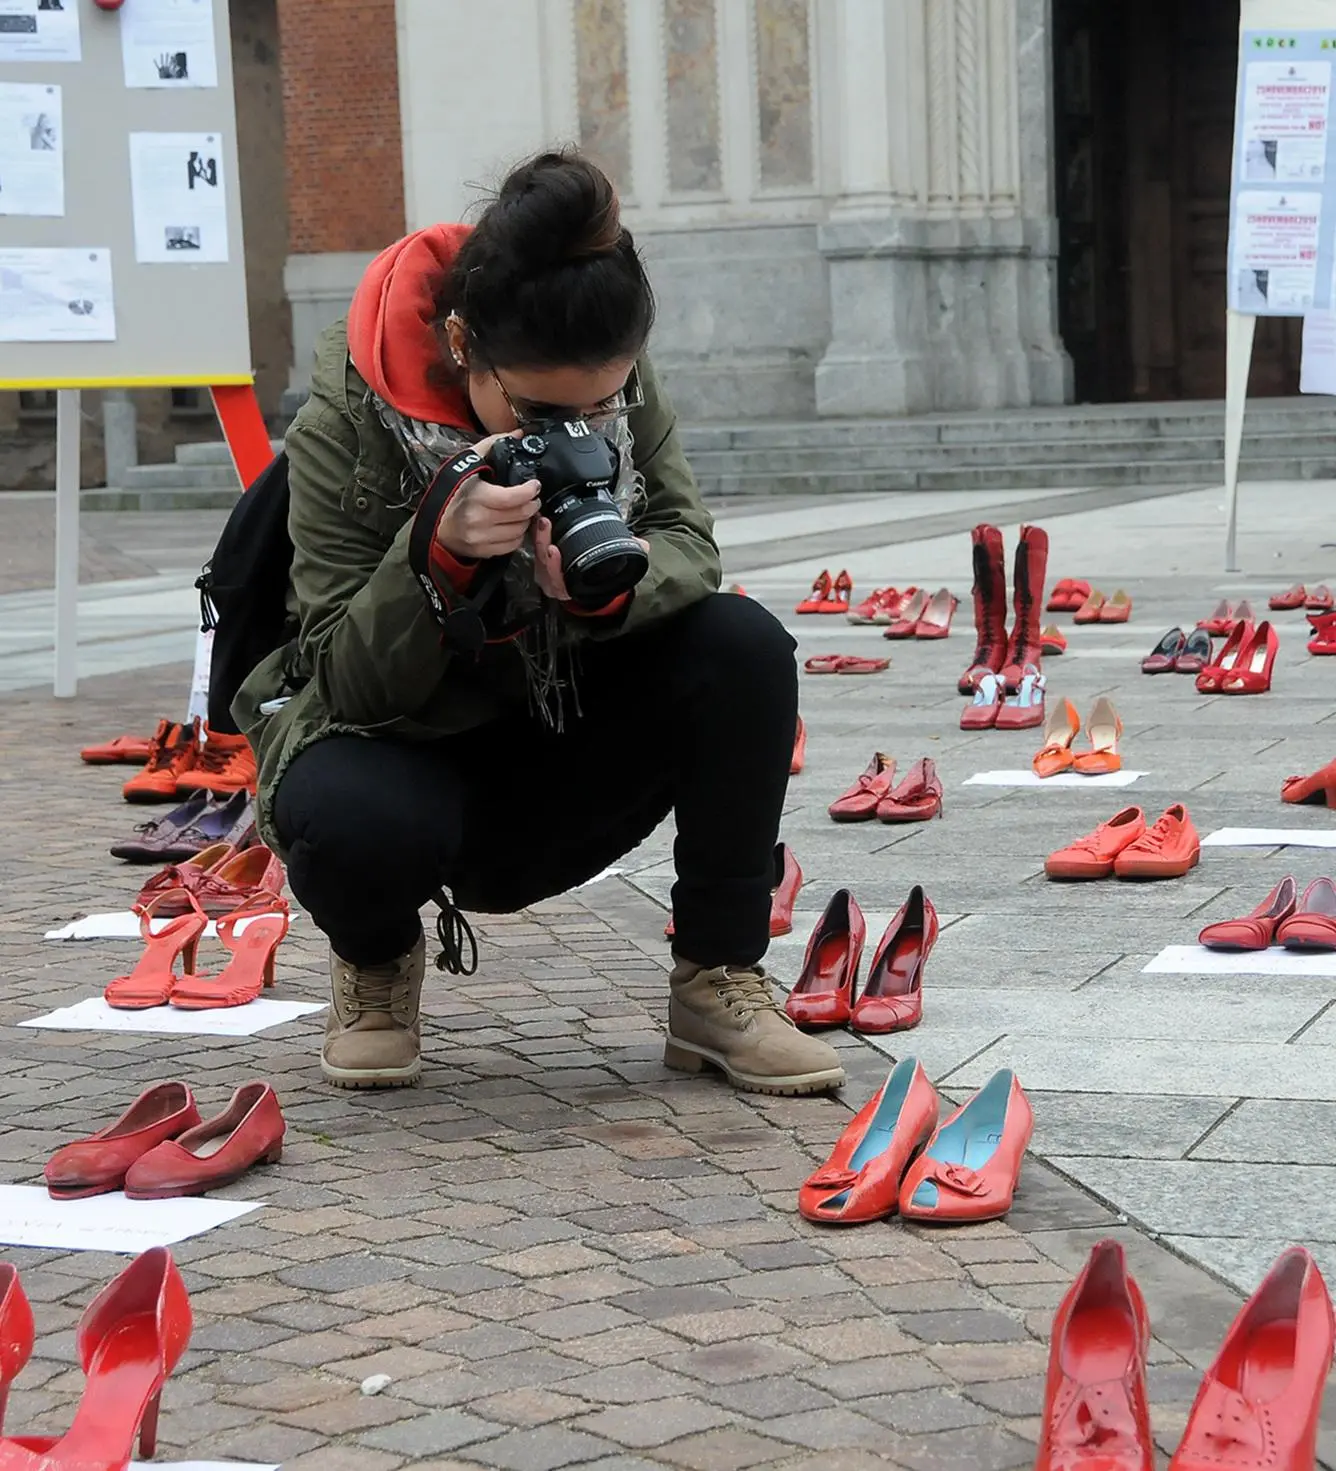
493, 149, 623, 271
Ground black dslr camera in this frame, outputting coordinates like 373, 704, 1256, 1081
488, 420, 649, 606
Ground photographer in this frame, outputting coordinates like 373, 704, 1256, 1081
235, 150, 842, 1097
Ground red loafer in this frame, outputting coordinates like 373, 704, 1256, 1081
875, 757, 943, 823
798, 1059, 940, 1225
1275, 876, 1336, 951
1169, 1247, 1333, 1471
850, 885, 936, 1035
828, 753, 897, 822
898, 1068, 1033, 1223
785, 889, 866, 1030
1199, 877, 1297, 951
44, 1083, 201, 1200
124, 1082, 285, 1199
1045, 578, 1075, 613
1036, 1240, 1153, 1471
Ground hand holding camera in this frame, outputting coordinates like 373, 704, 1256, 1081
433, 432, 541, 562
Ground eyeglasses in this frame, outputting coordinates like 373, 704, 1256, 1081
491, 362, 644, 432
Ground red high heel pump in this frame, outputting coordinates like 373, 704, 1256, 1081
0, 1248, 192, 1471
850, 885, 937, 1034
1218, 620, 1277, 694
785, 889, 866, 1029
1195, 618, 1254, 693
0, 1265, 35, 1436
666, 844, 802, 941
168, 894, 289, 1009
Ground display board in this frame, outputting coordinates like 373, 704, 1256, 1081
0, 0, 251, 388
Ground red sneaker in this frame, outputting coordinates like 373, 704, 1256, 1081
122, 718, 200, 804
176, 726, 257, 796
1045, 807, 1146, 881
1113, 803, 1200, 880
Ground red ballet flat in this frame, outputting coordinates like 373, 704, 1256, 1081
1198, 877, 1297, 951
798, 1059, 940, 1225
850, 885, 936, 1034
875, 757, 943, 823
828, 754, 897, 822
1305, 583, 1333, 611
785, 889, 865, 1029
1275, 877, 1336, 951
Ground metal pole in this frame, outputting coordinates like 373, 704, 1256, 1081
54, 388, 81, 698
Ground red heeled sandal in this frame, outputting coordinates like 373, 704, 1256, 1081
104, 892, 208, 1010
168, 893, 289, 1009
0, 1248, 192, 1471
1306, 609, 1336, 654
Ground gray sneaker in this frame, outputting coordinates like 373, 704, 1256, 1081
664, 963, 845, 1096
321, 934, 424, 1089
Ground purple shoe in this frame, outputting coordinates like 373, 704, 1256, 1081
111, 790, 255, 864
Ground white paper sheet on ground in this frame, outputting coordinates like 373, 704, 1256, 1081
1202, 827, 1336, 848
45, 910, 288, 940
0, 246, 114, 342
22, 996, 325, 1036
0, 1185, 261, 1252
576, 866, 624, 888
1144, 944, 1336, 976
964, 770, 1148, 788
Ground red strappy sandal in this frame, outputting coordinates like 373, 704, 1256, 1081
104, 893, 208, 1011
168, 894, 289, 1010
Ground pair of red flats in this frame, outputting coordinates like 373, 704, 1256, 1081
799, 1060, 1032, 1225
879, 587, 958, 639
795, 569, 853, 614
43, 1080, 284, 1200
666, 843, 802, 940
1199, 875, 1336, 951
0, 1248, 193, 1470
1270, 582, 1332, 611
1035, 1239, 1332, 1471
785, 884, 935, 1034
1194, 619, 1278, 694
1046, 577, 1091, 612
828, 755, 942, 823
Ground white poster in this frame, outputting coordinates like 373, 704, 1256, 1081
1230, 190, 1321, 311
120, 0, 217, 89
1301, 308, 1336, 394
0, 81, 63, 217
0, 1184, 261, 1252
0, 247, 115, 342
0, 0, 80, 64
129, 132, 229, 264
1241, 60, 1331, 182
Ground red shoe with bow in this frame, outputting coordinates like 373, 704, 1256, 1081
1169, 1247, 1333, 1471
898, 1068, 1033, 1222
828, 754, 897, 822
850, 885, 936, 1035
1035, 1239, 1153, 1471
798, 1059, 940, 1225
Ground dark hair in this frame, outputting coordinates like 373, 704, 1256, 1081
441, 149, 655, 371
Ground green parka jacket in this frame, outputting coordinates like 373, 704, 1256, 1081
233, 319, 722, 856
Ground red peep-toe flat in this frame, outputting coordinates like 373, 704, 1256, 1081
798, 1059, 940, 1225
785, 888, 865, 1029
850, 885, 936, 1034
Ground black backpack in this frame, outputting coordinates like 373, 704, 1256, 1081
196, 452, 304, 734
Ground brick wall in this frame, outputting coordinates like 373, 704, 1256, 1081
280, 0, 406, 253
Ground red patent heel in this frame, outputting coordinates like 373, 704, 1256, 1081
664, 844, 802, 942
103, 892, 208, 1010
1195, 618, 1253, 693
850, 885, 938, 1034
1219, 619, 1277, 694
168, 894, 289, 1009
0, 1265, 35, 1436
785, 889, 866, 1029
0, 1248, 192, 1471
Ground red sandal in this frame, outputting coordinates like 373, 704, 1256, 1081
104, 893, 209, 1011
804, 654, 890, 675
168, 894, 289, 1010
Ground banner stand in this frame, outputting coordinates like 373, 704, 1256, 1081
1223, 309, 1259, 574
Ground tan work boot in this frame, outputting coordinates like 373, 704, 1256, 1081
321, 934, 425, 1088
664, 961, 845, 1096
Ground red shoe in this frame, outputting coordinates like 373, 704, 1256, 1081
136, 844, 284, 920
0, 1248, 195, 1471
1033, 698, 1081, 778
790, 716, 806, 776
914, 588, 958, 639
1282, 756, 1336, 806
958, 525, 1008, 692
828, 753, 897, 822
132, 842, 236, 913
1174, 627, 1213, 675
1306, 583, 1333, 611
795, 570, 832, 614
1045, 578, 1075, 613
1199, 877, 1297, 951
1198, 599, 1236, 636
1000, 524, 1048, 689
875, 757, 943, 823
664, 843, 803, 938
121, 718, 200, 804
883, 588, 929, 638
175, 725, 257, 795
1046, 807, 1146, 880
1169, 1247, 1333, 1471
1306, 608, 1336, 654
873, 586, 918, 624
1275, 877, 1336, 951
1040, 624, 1067, 656
0, 1264, 35, 1435
44, 1083, 201, 1199
847, 587, 899, 624
103, 892, 210, 1011
80, 733, 154, 765
1035, 1239, 1153, 1471
1195, 618, 1254, 693
1217, 620, 1277, 694
1113, 803, 1200, 880
1071, 695, 1122, 775
821, 570, 854, 614
785, 889, 866, 1029
960, 671, 1004, 730
1143, 628, 1187, 674
798, 1059, 940, 1225
1073, 589, 1107, 624
125, 1082, 285, 1199
1270, 583, 1306, 610
850, 885, 936, 1035
804, 654, 890, 675
898, 1068, 1033, 1222
169, 894, 290, 1009
994, 670, 1046, 731
1099, 589, 1133, 623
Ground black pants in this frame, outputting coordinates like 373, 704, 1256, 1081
273, 593, 797, 970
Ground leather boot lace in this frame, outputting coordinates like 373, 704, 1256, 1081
714, 967, 788, 1021
433, 889, 478, 977
338, 956, 411, 1020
